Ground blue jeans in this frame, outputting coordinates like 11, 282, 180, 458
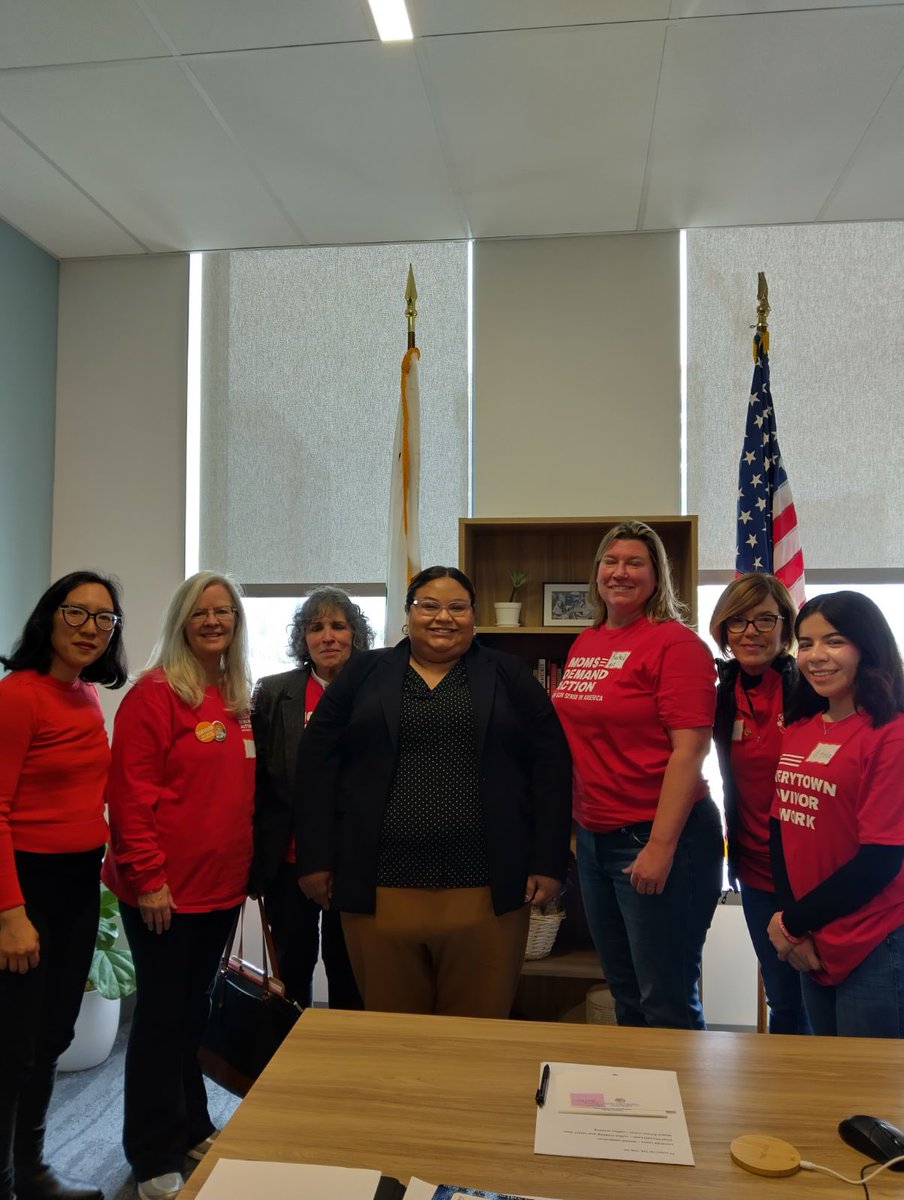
576, 798, 723, 1029
800, 925, 904, 1038
740, 884, 811, 1035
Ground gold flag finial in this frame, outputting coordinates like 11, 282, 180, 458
405, 264, 417, 348
754, 271, 770, 357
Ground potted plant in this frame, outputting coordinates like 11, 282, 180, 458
58, 883, 136, 1072
494, 569, 528, 627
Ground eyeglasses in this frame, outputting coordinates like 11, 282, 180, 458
59, 604, 120, 632
409, 599, 473, 617
189, 606, 237, 624
726, 614, 784, 634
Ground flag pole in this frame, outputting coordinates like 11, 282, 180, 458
755, 271, 770, 355
406, 263, 417, 350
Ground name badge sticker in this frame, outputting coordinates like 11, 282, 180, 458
732, 719, 745, 742
807, 742, 841, 764
244, 739, 256, 759
606, 651, 631, 669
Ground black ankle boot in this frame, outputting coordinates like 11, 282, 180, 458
12, 1063, 104, 1200
14, 1167, 103, 1200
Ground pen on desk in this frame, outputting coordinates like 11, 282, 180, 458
535, 1063, 551, 1108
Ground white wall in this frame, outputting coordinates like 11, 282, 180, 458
53, 255, 189, 720
473, 233, 681, 516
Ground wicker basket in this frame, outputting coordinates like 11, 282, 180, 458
524, 908, 565, 960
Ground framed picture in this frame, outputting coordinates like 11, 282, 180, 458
543, 582, 595, 627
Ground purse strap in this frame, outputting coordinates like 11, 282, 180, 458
216, 898, 287, 990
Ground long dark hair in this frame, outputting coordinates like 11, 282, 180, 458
1, 570, 128, 688
787, 591, 904, 727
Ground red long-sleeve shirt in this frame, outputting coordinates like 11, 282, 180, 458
102, 671, 255, 912
0, 669, 110, 910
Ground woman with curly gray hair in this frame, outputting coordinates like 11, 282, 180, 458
251, 587, 372, 1009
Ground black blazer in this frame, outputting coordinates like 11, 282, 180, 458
250, 666, 312, 892
295, 639, 573, 916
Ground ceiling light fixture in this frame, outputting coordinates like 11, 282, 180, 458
368, 0, 413, 42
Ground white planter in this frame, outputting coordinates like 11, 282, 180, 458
494, 601, 522, 627
58, 990, 121, 1072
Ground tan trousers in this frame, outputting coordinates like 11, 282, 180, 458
341, 886, 530, 1018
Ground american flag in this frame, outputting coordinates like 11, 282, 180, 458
735, 331, 805, 607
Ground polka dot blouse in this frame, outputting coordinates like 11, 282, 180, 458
376, 659, 489, 888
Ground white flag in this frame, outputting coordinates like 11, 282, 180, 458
385, 347, 421, 645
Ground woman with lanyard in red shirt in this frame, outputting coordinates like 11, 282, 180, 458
0, 571, 127, 1200
768, 591, 904, 1037
711, 572, 810, 1034
103, 572, 255, 1200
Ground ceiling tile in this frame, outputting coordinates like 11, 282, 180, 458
418, 23, 666, 236
670, 1, 880, 15
0, 60, 304, 252
189, 42, 468, 243
0, 123, 146, 257
822, 69, 904, 221
411, 0, 670, 36
142, 0, 371, 55
0, 0, 168, 68
644, 6, 904, 229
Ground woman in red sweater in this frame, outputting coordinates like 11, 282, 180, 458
0, 571, 127, 1200
103, 572, 255, 1200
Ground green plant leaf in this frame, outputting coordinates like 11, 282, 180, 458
89, 946, 137, 1000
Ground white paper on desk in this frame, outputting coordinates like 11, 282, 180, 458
404, 1178, 558, 1200
194, 1157, 382, 1200
534, 1062, 694, 1166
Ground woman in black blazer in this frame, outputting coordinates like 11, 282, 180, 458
296, 566, 572, 1018
251, 587, 373, 1008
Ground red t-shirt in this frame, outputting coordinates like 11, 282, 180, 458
282, 673, 326, 864
730, 669, 784, 890
773, 711, 904, 985
0, 670, 110, 910
552, 618, 716, 831
102, 671, 255, 913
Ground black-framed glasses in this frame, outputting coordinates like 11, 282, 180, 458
409, 599, 473, 617
726, 613, 784, 634
59, 604, 120, 632
189, 606, 237, 624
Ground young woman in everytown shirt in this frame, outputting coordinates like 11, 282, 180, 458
552, 522, 722, 1030
0, 571, 127, 1200
710, 572, 810, 1035
103, 573, 255, 1200
768, 591, 904, 1038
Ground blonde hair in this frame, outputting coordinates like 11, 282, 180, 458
588, 521, 688, 627
709, 572, 797, 656
144, 571, 251, 713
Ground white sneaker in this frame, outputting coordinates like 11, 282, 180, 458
137, 1173, 184, 1200
187, 1131, 219, 1162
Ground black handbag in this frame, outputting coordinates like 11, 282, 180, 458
199, 898, 303, 1097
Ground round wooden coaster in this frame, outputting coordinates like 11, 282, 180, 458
730, 1134, 802, 1177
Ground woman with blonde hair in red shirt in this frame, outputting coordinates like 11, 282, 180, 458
0, 571, 127, 1200
103, 571, 255, 1200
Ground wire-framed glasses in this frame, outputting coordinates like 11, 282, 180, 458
409, 599, 473, 617
188, 606, 237, 624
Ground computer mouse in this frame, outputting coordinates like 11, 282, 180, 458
838, 1114, 904, 1171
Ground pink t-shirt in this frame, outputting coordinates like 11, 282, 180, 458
773, 711, 904, 985
552, 618, 716, 831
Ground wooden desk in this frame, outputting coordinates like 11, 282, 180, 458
182, 1009, 904, 1200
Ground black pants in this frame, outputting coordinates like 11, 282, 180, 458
119, 903, 238, 1181
263, 862, 362, 1010
0, 849, 103, 1200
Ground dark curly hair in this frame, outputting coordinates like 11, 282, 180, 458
787, 591, 904, 727
1, 570, 128, 688
288, 587, 374, 667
